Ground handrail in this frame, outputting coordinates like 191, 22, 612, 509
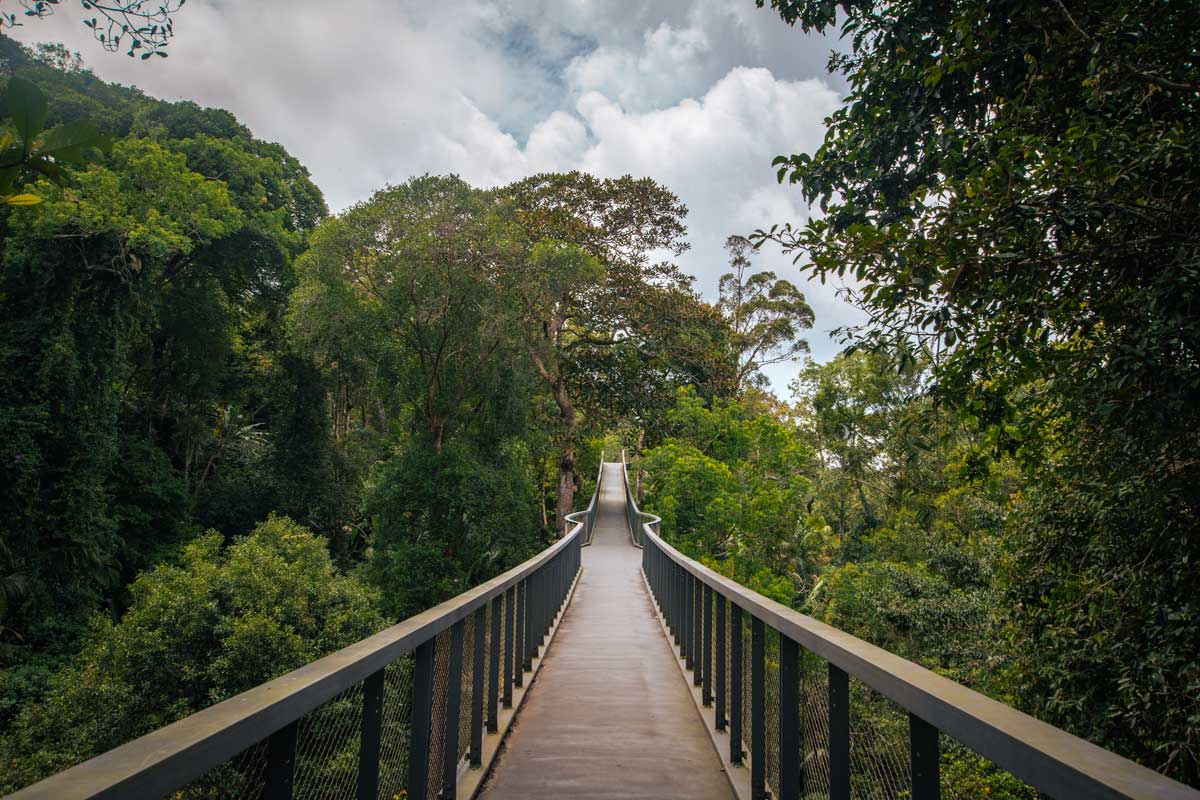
624, 463, 1200, 800
620, 449, 657, 548
8, 489, 600, 799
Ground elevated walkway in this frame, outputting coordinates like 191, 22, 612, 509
480, 464, 734, 799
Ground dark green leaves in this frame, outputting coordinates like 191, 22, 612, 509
7, 77, 48, 150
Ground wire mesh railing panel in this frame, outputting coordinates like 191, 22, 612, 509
765, 627, 781, 795
293, 683, 363, 800
377, 656, 414, 800
799, 653, 831, 800
940, 736, 1040, 800
168, 737, 269, 799
848, 676, 911, 800
481, 604, 492, 735
426, 628, 453, 800
458, 613, 476, 764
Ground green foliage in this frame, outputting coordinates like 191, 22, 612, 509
643, 387, 813, 605
0, 43, 330, 735
0, 516, 383, 792
754, 0, 1200, 781
364, 438, 543, 620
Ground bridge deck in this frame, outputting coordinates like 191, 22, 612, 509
479, 463, 734, 799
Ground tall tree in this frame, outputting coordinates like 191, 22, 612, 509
291, 176, 524, 453
717, 234, 813, 393
501, 172, 690, 532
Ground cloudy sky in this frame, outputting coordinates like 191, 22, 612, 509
11, 0, 864, 390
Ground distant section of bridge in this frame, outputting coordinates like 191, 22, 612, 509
7, 458, 1200, 800
479, 464, 733, 799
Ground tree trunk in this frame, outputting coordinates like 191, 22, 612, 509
431, 414, 447, 455
552, 380, 577, 537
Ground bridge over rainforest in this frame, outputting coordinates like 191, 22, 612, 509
8, 459, 1199, 800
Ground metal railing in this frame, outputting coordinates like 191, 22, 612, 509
623, 460, 1200, 800
8, 502, 593, 800
619, 450, 653, 548
571, 451, 605, 546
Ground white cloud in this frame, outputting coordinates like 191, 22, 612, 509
8, 0, 862, 384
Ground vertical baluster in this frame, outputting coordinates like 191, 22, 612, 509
702, 585, 713, 702
683, 571, 694, 669
730, 604, 744, 765
265, 720, 298, 800
488, 595, 501, 732
910, 713, 941, 800
442, 622, 465, 799
407, 638, 435, 800
829, 663, 850, 800
470, 607, 486, 766
676, 562, 685, 648
503, 587, 515, 706
516, 579, 528, 679
529, 570, 540, 662
693, 576, 703, 687
751, 616, 765, 799
356, 668, 384, 800
716, 594, 727, 730
780, 635, 800, 800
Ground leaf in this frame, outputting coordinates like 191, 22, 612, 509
4, 193, 43, 206
7, 77, 49, 150
34, 119, 112, 163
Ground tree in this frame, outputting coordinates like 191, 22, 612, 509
500, 172, 691, 532
1, 1, 186, 59
291, 175, 527, 453
0, 515, 383, 793
754, 0, 1200, 782
717, 234, 813, 393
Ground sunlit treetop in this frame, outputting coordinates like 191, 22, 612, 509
0, 0, 186, 59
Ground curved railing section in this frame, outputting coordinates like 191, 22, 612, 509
622, 462, 1200, 800
565, 451, 605, 546
620, 449, 657, 548
8, 487, 600, 800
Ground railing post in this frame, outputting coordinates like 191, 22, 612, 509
910, 713, 941, 800
264, 720, 298, 800
470, 606, 486, 766
751, 616, 765, 800
830, 663, 850, 800
716, 594, 726, 730
356, 668, 384, 800
488, 595, 501, 731
676, 561, 685, 648
780, 635, 800, 800
693, 576, 703, 687
702, 584, 713, 702
516, 579, 528, 680
730, 604, 744, 765
686, 568, 696, 671
408, 638, 436, 800
443, 621, 465, 799
529, 570, 540, 662
503, 587, 515, 706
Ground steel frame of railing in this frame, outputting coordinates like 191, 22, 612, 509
576, 451, 605, 546
619, 450, 650, 548
9, 503, 595, 800
621, 453, 1200, 800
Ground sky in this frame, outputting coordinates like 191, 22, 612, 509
10, 0, 865, 391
